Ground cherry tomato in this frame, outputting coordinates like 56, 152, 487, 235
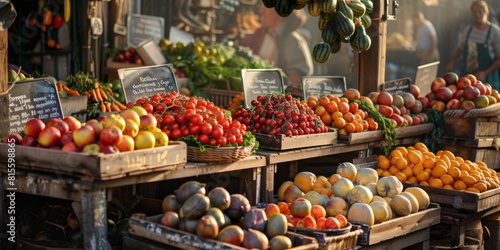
155, 103, 165, 112
189, 125, 201, 135
200, 123, 213, 135
209, 138, 218, 147
181, 127, 190, 137
176, 114, 187, 124
251, 99, 260, 107
226, 134, 236, 144
142, 103, 154, 113
235, 135, 243, 145
170, 128, 182, 139
211, 125, 224, 139
190, 114, 204, 126
198, 134, 210, 144
183, 102, 196, 110
217, 137, 227, 147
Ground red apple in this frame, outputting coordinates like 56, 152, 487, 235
60, 131, 74, 145
443, 72, 459, 85
134, 131, 155, 149
367, 91, 380, 104
410, 100, 423, 114
431, 77, 447, 93
391, 104, 401, 115
402, 114, 413, 126
4, 133, 23, 144
139, 114, 158, 132
99, 144, 120, 154
412, 116, 421, 125
417, 97, 429, 109
116, 135, 134, 152
474, 81, 487, 95
377, 91, 393, 106
82, 143, 101, 154
63, 116, 82, 131
435, 87, 453, 102
461, 100, 476, 110
456, 76, 471, 90
463, 86, 480, 100
399, 106, 408, 115
425, 92, 436, 102
484, 83, 493, 95
73, 125, 95, 148
38, 126, 62, 147
46, 118, 69, 135
453, 89, 464, 99
85, 119, 104, 138
474, 95, 490, 108
446, 98, 460, 110
20, 136, 38, 147
24, 118, 46, 137
154, 131, 169, 147
123, 119, 139, 137
448, 84, 458, 94
410, 84, 420, 98
104, 114, 126, 131
97, 116, 107, 123
390, 113, 404, 127
120, 109, 141, 125
465, 73, 477, 86
61, 142, 80, 152
431, 100, 446, 112
100, 125, 123, 146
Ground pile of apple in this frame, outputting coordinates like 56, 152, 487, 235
423, 72, 500, 112
112, 47, 143, 65
3, 106, 169, 154
367, 84, 429, 127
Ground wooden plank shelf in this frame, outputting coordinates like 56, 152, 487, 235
254, 131, 337, 151
338, 123, 432, 145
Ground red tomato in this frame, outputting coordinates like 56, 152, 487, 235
190, 114, 204, 126
198, 134, 209, 144
209, 138, 218, 147
226, 134, 236, 144
217, 137, 227, 147
175, 114, 187, 124
181, 127, 190, 137
189, 125, 201, 135
170, 128, 182, 139
211, 125, 223, 139
200, 123, 213, 135
142, 103, 154, 113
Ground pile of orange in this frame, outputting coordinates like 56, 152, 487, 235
305, 89, 378, 135
376, 142, 500, 193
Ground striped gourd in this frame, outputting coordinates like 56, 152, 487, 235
321, 0, 336, 14
336, 0, 353, 20
360, 13, 372, 29
320, 11, 335, 21
348, 0, 366, 18
334, 11, 355, 38
321, 19, 338, 43
308, 1, 322, 16
361, 0, 373, 14
312, 42, 332, 63
274, 0, 296, 17
318, 16, 330, 31
295, 2, 307, 9
296, 0, 311, 5
350, 24, 371, 52
330, 39, 342, 54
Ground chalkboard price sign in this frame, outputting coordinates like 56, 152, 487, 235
302, 76, 346, 99
241, 69, 285, 108
414, 61, 439, 97
127, 14, 165, 47
1, 77, 63, 136
379, 77, 412, 96
118, 64, 178, 103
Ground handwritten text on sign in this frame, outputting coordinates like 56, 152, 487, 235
241, 69, 284, 108
119, 64, 178, 103
380, 77, 412, 96
302, 76, 346, 99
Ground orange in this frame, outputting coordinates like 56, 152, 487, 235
422, 158, 435, 169
321, 113, 332, 125
381, 170, 392, 177
472, 182, 488, 192
338, 102, 350, 114
326, 101, 339, 113
330, 96, 341, 104
461, 175, 477, 186
466, 187, 480, 193
331, 111, 344, 120
315, 106, 327, 116
354, 109, 366, 120
420, 181, 429, 186
319, 96, 330, 107
349, 102, 359, 113
448, 167, 462, 180
361, 120, 369, 131
431, 165, 448, 178
395, 157, 408, 170
333, 117, 346, 129
408, 176, 418, 184
354, 122, 363, 133
395, 146, 409, 157
402, 166, 414, 178
368, 121, 378, 130
344, 122, 356, 134
307, 97, 318, 109
459, 163, 471, 172
407, 150, 423, 165
389, 166, 400, 175
453, 180, 467, 190
428, 178, 443, 188
412, 163, 424, 176
414, 142, 428, 151
390, 150, 404, 160
455, 156, 465, 164
339, 97, 349, 103
343, 112, 355, 123
441, 150, 455, 161
377, 158, 390, 171
325, 94, 335, 101
416, 171, 430, 182
353, 114, 363, 123
376, 168, 384, 176
443, 184, 454, 190
440, 174, 454, 186
395, 172, 407, 182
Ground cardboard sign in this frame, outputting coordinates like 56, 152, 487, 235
414, 61, 439, 97
379, 77, 412, 96
0, 77, 63, 137
127, 14, 165, 47
302, 76, 346, 99
241, 69, 285, 108
118, 64, 178, 103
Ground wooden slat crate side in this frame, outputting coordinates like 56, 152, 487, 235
356, 203, 440, 245
394, 123, 433, 138
443, 116, 499, 138
443, 136, 499, 148
338, 130, 383, 144
255, 132, 337, 150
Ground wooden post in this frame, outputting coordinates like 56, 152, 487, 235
358, 0, 387, 96
0, 30, 7, 93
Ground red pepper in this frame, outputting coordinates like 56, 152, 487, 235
52, 15, 63, 29
43, 10, 52, 26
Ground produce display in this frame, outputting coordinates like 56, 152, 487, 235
109, 46, 143, 65
423, 72, 500, 112
264, 0, 374, 63
376, 142, 500, 193
276, 162, 431, 228
161, 181, 291, 249
127, 91, 257, 150
4, 106, 170, 153
232, 93, 329, 136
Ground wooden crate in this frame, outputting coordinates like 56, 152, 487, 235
404, 185, 500, 212
127, 213, 319, 250
443, 116, 500, 139
443, 143, 500, 170
338, 123, 432, 144
255, 131, 337, 150
355, 203, 441, 246
0, 141, 187, 180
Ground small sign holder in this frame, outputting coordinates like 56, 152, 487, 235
380, 77, 412, 96
241, 68, 285, 109
302, 76, 346, 100
414, 61, 439, 97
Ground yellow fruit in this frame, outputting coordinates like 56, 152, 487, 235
294, 171, 317, 193
277, 181, 294, 202
404, 187, 430, 210
347, 203, 375, 226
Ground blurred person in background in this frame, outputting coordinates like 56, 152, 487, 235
446, 0, 500, 90
241, 5, 313, 95
412, 11, 440, 65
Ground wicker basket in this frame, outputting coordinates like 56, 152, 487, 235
186, 143, 255, 162
321, 224, 363, 249
444, 102, 500, 118
200, 80, 241, 108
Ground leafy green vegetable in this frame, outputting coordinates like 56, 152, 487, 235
422, 108, 444, 153
178, 131, 259, 154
